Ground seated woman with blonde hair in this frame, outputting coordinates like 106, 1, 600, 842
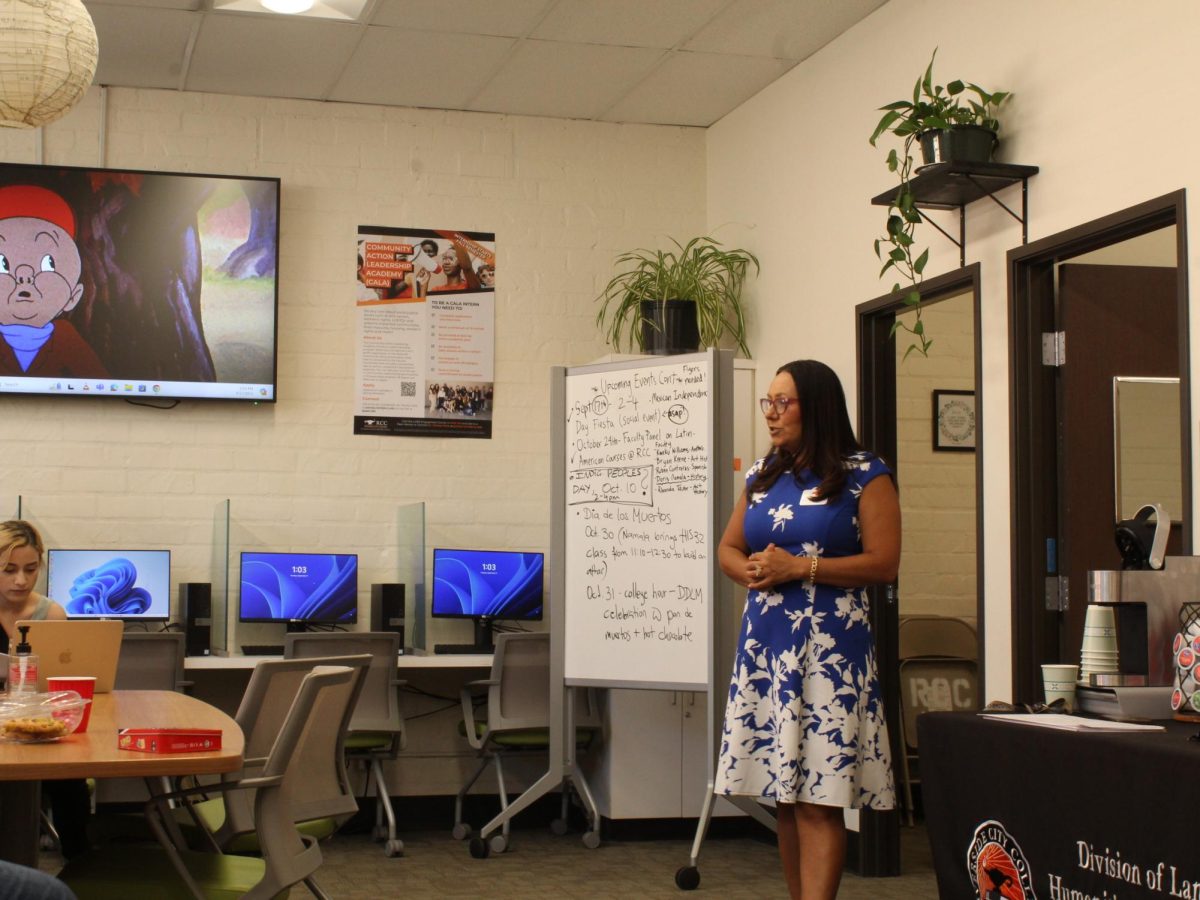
0, 520, 90, 860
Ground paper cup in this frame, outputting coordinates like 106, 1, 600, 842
1042, 664, 1079, 711
47, 676, 96, 733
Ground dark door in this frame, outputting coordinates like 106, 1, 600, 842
1057, 263, 1178, 662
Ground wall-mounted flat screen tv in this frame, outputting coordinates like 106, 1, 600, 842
46, 548, 171, 621
0, 162, 279, 402
238, 551, 358, 625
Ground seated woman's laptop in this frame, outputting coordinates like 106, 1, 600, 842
9, 619, 123, 692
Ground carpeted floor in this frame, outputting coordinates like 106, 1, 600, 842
307, 823, 938, 898
45, 817, 938, 898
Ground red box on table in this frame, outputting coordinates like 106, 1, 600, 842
118, 728, 222, 753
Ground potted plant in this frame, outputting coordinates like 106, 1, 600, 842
868, 49, 1011, 358
595, 236, 760, 356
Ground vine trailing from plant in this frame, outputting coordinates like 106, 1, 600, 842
869, 49, 1011, 359
876, 138, 930, 359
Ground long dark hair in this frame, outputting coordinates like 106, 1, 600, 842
749, 360, 864, 500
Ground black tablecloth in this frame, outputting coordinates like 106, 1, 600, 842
918, 712, 1200, 899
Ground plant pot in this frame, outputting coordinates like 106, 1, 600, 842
639, 299, 700, 355
918, 125, 997, 166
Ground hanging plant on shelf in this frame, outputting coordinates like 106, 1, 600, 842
868, 48, 1011, 359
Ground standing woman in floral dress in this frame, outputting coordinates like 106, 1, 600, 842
715, 360, 900, 900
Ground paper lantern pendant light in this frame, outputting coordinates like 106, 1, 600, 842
0, 0, 98, 128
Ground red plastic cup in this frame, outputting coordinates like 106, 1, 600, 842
47, 676, 96, 733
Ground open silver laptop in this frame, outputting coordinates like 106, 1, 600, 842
13, 619, 124, 692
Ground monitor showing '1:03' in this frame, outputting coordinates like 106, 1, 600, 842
238, 552, 358, 624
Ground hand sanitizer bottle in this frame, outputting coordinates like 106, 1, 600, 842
7, 625, 38, 694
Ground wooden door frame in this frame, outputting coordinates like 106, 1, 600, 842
855, 264, 983, 873
1008, 190, 1191, 703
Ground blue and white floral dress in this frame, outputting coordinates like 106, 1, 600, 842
715, 451, 895, 810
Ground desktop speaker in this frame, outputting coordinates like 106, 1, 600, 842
370, 583, 405, 643
181, 582, 212, 657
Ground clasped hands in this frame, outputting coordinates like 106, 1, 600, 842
745, 543, 799, 589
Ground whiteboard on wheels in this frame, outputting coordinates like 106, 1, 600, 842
562, 351, 716, 689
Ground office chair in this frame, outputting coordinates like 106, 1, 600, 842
94, 632, 193, 814
284, 631, 408, 857
172, 654, 370, 855
59, 663, 364, 900
115, 632, 191, 692
896, 616, 978, 826
453, 631, 600, 854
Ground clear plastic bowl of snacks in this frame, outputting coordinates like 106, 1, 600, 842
0, 691, 89, 742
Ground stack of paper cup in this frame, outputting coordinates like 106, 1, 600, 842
1080, 604, 1120, 681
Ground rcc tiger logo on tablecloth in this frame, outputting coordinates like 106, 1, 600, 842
968, 819, 1036, 899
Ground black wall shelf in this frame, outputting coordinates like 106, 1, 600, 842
871, 161, 1039, 266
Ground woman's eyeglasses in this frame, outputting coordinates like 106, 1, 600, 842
759, 396, 798, 416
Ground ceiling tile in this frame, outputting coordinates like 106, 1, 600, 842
600, 49, 791, 127
329, 27, 515, 109
469, 39, 663, 119
186, 16, 365, 98
530, 0, 728, 49
685, 0, 886, 60
77, 0, 887, 126
87, 7, 199, 88
367, 0, 551, 35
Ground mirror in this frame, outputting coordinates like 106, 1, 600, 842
1114, 376, 1181, 522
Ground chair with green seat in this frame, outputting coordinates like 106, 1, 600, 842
452, 631, 599, 854
58, 662, 365, 900
283, 631, 408, 857
174, 654, 371, 854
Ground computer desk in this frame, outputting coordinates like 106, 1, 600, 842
183, 651, 493, 671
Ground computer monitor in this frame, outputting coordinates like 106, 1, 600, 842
47, 549, 171, 621
430, 548, 544, 651
238, 551, 358, 626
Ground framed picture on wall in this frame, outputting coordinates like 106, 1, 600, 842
933, 389, 976, 452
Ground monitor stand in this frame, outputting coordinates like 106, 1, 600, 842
285, 621, 315, 633
471, 616, 496, 653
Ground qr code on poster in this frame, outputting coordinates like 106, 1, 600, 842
400, 381, 416, 398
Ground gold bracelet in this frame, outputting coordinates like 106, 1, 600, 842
808, 555, 819, 586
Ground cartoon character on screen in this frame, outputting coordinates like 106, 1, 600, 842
0, 184, 108, 378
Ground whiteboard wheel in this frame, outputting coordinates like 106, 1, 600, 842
468, 836, 489, 859
372, 824, 388, 841
452, 823, 471, 840
549, 818, 568, 836
675, 866, 700, 890
582, 830, 601, 849
384, 839, 404, 858
488, 833, 508, 854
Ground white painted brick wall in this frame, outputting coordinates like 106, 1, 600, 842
0, 87, 706, 647
895, 292, 977, 620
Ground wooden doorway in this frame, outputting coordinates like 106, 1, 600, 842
1008, 191, 1191, 703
